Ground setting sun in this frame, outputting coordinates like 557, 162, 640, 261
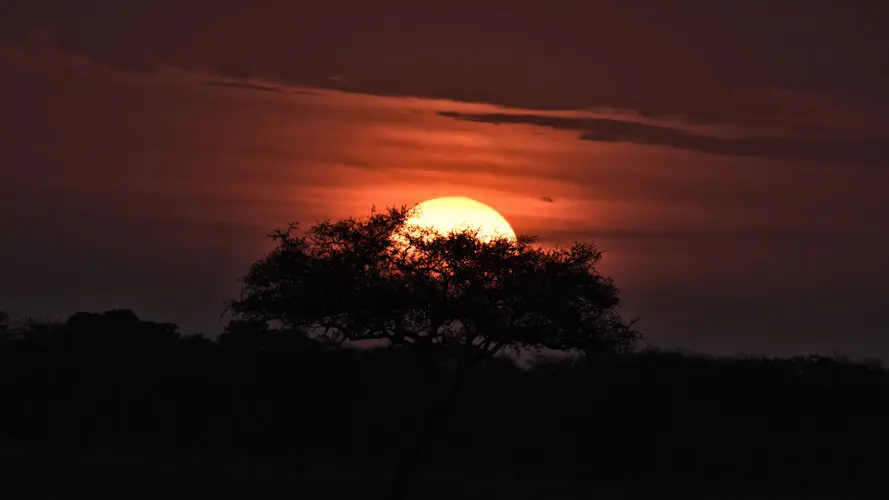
404, 196, 517, 242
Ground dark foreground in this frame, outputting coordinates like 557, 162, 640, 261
2, 443, 880, 500
2, 310, 887, 499
0, 447, 885, 500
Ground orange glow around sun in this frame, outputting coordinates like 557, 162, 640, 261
404, 196, 517, 242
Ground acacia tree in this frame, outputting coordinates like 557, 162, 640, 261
227, 205, 640, 499
229, 205, 638, 358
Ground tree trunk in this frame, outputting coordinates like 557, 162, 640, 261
387, 358, 470, 500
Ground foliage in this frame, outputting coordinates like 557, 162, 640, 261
227, 205, 640, 362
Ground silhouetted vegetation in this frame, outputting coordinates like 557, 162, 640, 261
1, 310, 887, 497
2, 208, 887, 498
1, 310, 888, 497
228, 205, 639, 356
226, 205, 640, 498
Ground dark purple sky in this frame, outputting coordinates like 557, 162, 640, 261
1, 1, 888, 359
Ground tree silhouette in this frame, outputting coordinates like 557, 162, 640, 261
228, 205, 639, 357
228, 205, 640, 499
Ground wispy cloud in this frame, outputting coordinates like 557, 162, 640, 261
204, 80, 283, 93
437, 111, 889, 165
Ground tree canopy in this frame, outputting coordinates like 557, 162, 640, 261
228, 205, 640, 361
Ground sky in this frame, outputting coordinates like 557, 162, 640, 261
1, 1, 888, 359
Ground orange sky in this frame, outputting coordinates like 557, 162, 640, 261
1, 43, 888, 359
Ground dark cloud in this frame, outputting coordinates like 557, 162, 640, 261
540, 196, 554, 203
1, 0, 887, 127
541, 227, 889, 244
437, 111, 889, 165
204, 80, 283, 93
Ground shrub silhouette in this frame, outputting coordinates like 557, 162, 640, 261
226, 205, 640, 498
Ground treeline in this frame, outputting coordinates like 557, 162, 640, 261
2, 309, 888, 495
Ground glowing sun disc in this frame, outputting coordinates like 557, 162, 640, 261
405, 196, 517, 242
